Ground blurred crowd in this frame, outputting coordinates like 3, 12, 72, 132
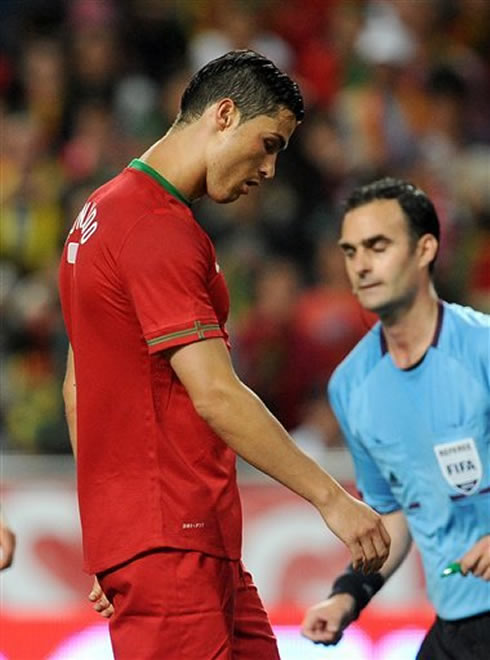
1, 0, 489, 454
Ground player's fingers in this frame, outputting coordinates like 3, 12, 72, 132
350, 541, 364, 572
88, 582, 102, 602
101, 604, 114, 618
94, 603, 113, 617
93, 595, 109, 609
379, 522, 391, 554
359, 535, 379, 574
371, 530, 390, 570
372, 534, 389, 565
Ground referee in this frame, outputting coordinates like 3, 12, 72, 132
301, 178, 490, 659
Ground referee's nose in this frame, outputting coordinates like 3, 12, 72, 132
353, 247, 372, 278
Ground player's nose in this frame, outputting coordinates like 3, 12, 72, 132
259, 155, 276, 180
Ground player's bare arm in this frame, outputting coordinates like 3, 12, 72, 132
63, 346, 114, 618
168, 337, 391, 574
62, 345, 77, 457
301, 509, 411, 645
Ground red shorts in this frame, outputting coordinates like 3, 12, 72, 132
98, 549, 279, 660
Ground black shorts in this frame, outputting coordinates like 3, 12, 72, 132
417, 610, 490, 660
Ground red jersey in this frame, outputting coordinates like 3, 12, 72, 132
59, 160, 242, 574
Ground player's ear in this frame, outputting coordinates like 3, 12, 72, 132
417, 234, 438, 270
214, 99, 239, 131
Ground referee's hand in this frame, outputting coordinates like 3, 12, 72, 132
459, 535, 490, 581
301, 593, 357, 646
319, 491, 390, 574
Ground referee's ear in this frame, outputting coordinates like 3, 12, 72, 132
417, 233, 438, 272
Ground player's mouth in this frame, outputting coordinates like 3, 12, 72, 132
241, 180, 259, 194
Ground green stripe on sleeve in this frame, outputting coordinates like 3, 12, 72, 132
147, 321, 221, 347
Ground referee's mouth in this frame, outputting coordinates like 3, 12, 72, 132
358, 282, 382, 290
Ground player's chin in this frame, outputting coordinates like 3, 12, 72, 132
222, 195, 241, 204
211, 189, 242, 204
216, 179, 248, 203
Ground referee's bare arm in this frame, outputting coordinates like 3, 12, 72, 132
168, 337, 391, 574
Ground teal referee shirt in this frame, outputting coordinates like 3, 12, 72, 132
329, 301, 490, 620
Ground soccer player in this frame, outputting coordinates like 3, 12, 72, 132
59, 51, 390, 659
301, 178, 490, 659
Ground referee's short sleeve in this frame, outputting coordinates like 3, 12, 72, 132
328, 378, 400, 514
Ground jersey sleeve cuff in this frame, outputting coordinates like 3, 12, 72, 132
145, 319, 225, 354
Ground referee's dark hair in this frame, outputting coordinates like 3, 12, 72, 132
343, 177, 440, 273
176, 49, 304, 125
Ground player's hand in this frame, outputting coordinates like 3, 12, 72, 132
319, 490, 390, 574
0, 521, 16, 570
89, 577, 114, 618
301, 593, 357, 646
459, 535, 490, 581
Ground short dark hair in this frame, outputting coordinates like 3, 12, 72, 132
343, 177, 440, 272
177, 49, 304, 125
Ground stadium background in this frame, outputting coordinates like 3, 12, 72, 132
1, 1, 489, 658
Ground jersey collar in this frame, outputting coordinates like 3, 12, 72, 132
380, 299, 444, 357
128, 159, 191, 207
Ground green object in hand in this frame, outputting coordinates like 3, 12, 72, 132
441, 562, 462, 577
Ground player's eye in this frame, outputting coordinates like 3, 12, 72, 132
264, 139, 277, 154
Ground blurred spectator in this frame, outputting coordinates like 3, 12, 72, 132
61, 98, 128, 184
296, 233, 375, 386
1, 264, 69, 453
234, 259, 316, 430
121, 0, 188, 82
294, 1, 370, 108
1, 113, 63, 272
189, 0, 293, 73
334, 1, 423, 175
19, 37, 66, 148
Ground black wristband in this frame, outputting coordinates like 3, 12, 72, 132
328, 565, 385, 620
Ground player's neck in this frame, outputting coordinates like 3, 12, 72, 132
381, 287, 439, 369
138, 122, 208, 202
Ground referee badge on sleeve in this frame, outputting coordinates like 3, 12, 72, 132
434, 438, 482, 495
